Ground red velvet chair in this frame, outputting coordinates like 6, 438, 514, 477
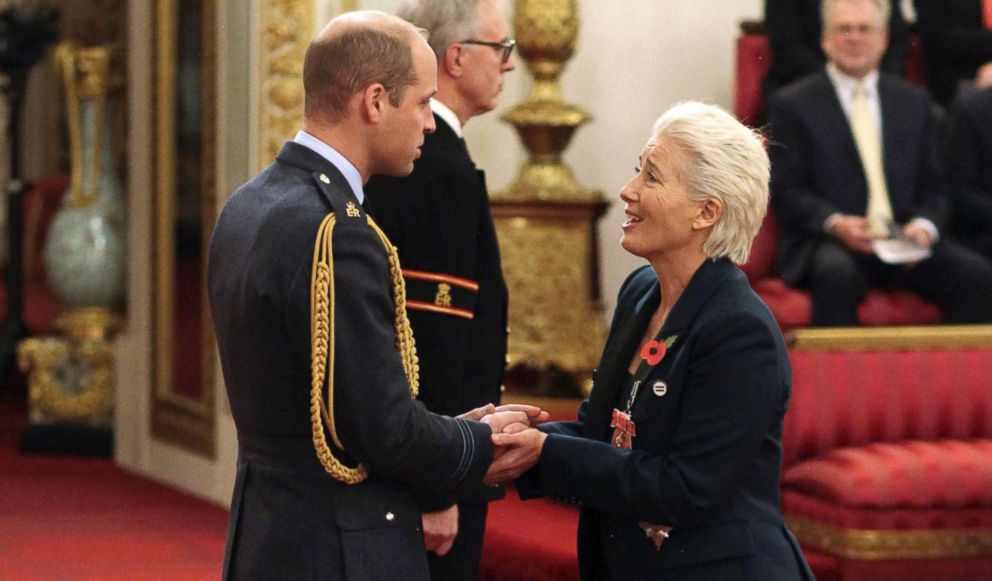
735, 25, 944, 331
782, 346, 992, 580
740, 212, 943, 332
0, 174, 68, 335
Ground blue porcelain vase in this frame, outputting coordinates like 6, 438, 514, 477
44, 44, 126, 310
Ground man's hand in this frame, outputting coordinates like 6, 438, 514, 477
493, 403, 551, 426
483, 428, 547, 485
976, 61, 992, 89
422, 504, 458, 556
457, 403, 496, 421
902, 222, 933, 248
458, 403, 551, 426
479, 410, 531, 435
830, 215, 876, 254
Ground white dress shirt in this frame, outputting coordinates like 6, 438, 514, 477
430, 99, 464, 138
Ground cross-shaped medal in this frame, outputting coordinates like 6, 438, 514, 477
610, 408, 636, 449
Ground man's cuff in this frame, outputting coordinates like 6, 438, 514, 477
823, 213, 843, 234
909, 217, 939, 244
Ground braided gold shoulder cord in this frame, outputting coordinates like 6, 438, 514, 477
310, 213, 420, 484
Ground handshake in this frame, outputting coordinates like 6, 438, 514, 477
457, 403, 551, 486
423, 403, 551, 556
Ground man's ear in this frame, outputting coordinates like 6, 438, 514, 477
443, 43, 464, 78
363, 83, 387, 122
693, 198, 724, 230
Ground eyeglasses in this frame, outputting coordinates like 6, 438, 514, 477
459, 38, 516, 64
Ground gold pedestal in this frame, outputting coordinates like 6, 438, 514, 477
18, 307, 121, 425
496, 0, 607, 397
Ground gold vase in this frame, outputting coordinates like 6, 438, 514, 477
495, 0, 607, 396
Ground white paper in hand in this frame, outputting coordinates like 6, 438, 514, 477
872, 238, 932, 264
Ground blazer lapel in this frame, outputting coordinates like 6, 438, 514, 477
814, 73, 863, 173
877, 76, 898, 204
583, 280, 659, 440
658, 259, 735, 339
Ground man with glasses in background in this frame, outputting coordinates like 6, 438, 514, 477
365, 1, 515, 579
768, 0, 992, 326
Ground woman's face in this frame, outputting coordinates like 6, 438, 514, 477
619, 136, 703, 262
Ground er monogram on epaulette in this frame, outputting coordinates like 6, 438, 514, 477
345, 201, 360, 218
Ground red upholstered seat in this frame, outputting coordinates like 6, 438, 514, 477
0, 174, 68, 335
741, 211, 944, 331
734, 31, 771, 126
781, 349, 992, 579
784, 439, 992, 508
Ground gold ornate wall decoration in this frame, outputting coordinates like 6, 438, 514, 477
257, 0, 313, 171
495, 0, 607, 396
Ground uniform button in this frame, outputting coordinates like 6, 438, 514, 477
500, 385, 506, 393
506, 326, 511, 335
385, 512, 395, 522
505, 354, 511, 364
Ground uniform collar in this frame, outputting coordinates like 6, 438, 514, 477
293, 130, 364, 204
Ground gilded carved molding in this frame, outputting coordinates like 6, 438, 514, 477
493, 204, 607, 380
786, 515, 992, 560
257, 0, 313, 171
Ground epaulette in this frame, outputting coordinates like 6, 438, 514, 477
311, 170, 368, 226
308, 171, 419, 485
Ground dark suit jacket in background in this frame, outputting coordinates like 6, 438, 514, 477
763, 0, 908, 99
914, 0, 992, 106
517, 260, 812, 581
366, 117, 507, 429
767, 71, 946, 285
947, 86, 992, 256
208, 142, 495, 580
365, 115, 508, 578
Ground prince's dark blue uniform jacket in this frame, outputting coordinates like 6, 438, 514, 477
208, 142, 495, 580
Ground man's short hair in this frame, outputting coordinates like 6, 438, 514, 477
303, 19, 428, 122
821, 0, 891, 31
652, 102, 770, 265
396, 0, 485, 60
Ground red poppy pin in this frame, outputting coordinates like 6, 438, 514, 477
640, 335, 679, 366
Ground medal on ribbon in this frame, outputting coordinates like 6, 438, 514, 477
608, 334, 679, 451
610, 407, 636, 449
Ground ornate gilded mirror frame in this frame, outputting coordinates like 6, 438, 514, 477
151, 0, 217, 456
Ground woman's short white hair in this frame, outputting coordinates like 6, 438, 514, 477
651, 101, 769, 265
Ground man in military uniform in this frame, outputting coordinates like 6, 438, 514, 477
208, 12, 538, 580
364, 1, 516, 578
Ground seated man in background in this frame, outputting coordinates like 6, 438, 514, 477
762, 0, 908, 101
914, 0, 992, 107
768, 0, 992, 326
946, 87, 992, 259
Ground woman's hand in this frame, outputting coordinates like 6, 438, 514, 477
483, 428, 548, 485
